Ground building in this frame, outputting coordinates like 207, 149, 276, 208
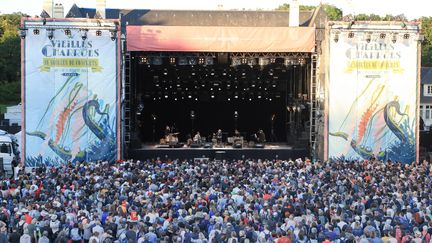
3, 104, 21, 127
420, 67, 432, 130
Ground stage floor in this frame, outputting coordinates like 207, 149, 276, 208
129, 143, 309, 160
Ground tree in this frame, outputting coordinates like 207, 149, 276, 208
275, 3, 290, 11
421, 17, 432, 67
0, 13, 26, 83
275, 4, 316, 12
322, 4, 342, 21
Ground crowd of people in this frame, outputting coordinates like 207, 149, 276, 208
0, 157, 431, 243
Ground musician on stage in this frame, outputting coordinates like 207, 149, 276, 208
164, 125, 171, 136
257, 129, 266, 143
193, 131, 202, 144
216, 129, 223, 146
234, 129, 240, 138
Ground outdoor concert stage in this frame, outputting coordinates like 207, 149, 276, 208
130, 144, 309, 160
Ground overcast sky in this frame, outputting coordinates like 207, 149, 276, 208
0, 0, 431, 19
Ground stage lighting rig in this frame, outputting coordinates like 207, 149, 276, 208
392, 33, 398, 43
33, 29, 40, 35
365, 32, 372, 43
170, 57, 176, 64
47, 28, 54, 40
110, 29, 117, 41
80, 29, 88, 40
198, 57, 205, 65
19, 28, 27, 39
333, 32, 339, 43
64, 29, 71, 37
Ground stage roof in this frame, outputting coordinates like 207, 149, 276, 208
127, 25, 315, 52
65, 5, 321, 32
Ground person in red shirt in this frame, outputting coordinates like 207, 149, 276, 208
276, 231, 291, 243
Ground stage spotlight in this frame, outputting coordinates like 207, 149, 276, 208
64, 29, 71, 37
270, 58, 276, 63
96, 30, 102, 36
299, 58, 306, 66
198, 57, 205, 65
365, 33, 371, 43
403, 33, 410, 39
380, 33, 386, 39
80, 29, 88, 40
241, 58, 247, 65
348, 32, 354, 38
234, 111, 239, 119
47, 28, 54, 40
139, 56, 148, 64
110, 29, 117, 41
333, 32, 339, 43
19, 28, 26, 39
392, 33, 398, 43
33, 29, 39, 35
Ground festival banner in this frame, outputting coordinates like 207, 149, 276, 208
328, 24, 419, 163
22, 19, 120, 166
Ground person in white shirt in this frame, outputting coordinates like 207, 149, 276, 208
92, 221, 104, 241
49, 215, 60, 235
20, 228, 32, 243
88, 231, 100, 243
38, 231, 50, 243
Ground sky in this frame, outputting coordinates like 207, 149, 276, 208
0, 0, 431, 20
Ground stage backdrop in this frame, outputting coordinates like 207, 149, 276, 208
327, 23, 420, 163
22, 19, 120, 167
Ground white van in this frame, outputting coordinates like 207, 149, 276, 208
0, 130, 19, 177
